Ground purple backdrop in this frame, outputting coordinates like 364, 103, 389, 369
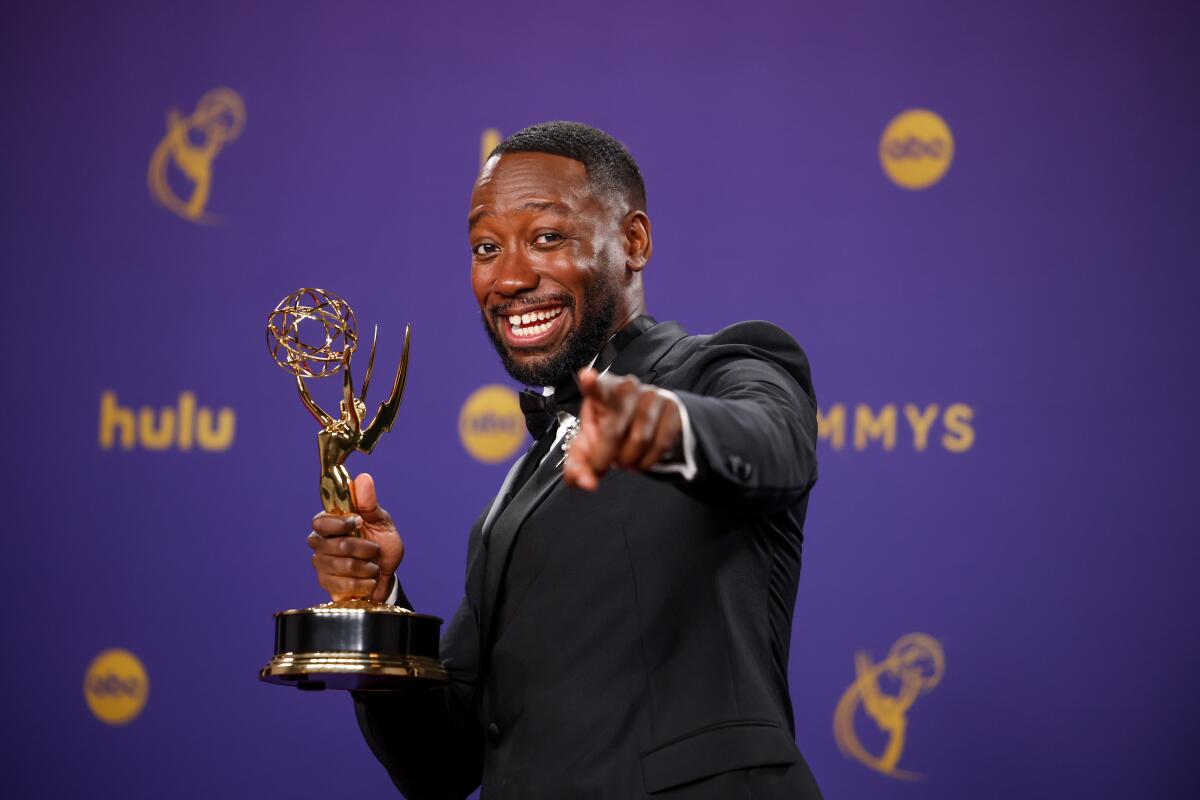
3, 1, 1197, 797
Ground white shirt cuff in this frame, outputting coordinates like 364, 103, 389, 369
649, 389, 698, 481
383, 575, 400, 606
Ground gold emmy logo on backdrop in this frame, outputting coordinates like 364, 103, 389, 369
833, 632, 945, 779
148, 87, 245, 223
879, 109, 954, 190
459, 384, 525, 463
84, 648, 149, 725
259, 288, 447, 692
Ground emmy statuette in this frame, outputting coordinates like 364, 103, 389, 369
259, 289, 447, 691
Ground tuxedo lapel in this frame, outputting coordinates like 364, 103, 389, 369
606, 320, 687, 382
478, 446, 565, 652
481, 451, 529, 539
467, 444, 534, 622
477, 321, 690, 653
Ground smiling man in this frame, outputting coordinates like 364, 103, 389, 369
308, 121, 822, 799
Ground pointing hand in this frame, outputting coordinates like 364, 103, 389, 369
563, 368, 683, 491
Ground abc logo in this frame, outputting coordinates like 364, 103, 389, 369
84, 648, 149, 725
459, 385, 525, 463
879, 109, 954, 190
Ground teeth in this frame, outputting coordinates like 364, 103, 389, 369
510, 319, 557, 337
507, 307, 563, 334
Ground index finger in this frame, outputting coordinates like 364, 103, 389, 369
578, 369, 632, 408
577, 367, 604, 401
312, 512, 361, 537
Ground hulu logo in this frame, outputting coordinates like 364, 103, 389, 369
99, 391, 235, 451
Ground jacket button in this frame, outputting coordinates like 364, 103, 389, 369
486, 722, 501, 742
727, 455, 754, 482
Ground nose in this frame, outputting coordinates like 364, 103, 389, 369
491, 248, 539, 297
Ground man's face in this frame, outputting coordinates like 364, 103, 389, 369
469, 152, 628, 387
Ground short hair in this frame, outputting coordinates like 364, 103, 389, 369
490, 121, 647, 210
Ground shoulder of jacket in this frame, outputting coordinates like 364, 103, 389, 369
653, 320, 809, 378
685, 320, 814, 400
707, 320, 804, 352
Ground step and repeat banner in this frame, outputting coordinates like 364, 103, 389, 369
2, 2, 1196, 798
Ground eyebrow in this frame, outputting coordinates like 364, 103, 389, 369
469, 200, 573, 229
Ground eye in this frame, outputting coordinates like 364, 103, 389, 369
533, 232, 564, 246
472, 242, 499, 257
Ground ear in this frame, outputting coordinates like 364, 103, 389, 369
622, 210, 652, 273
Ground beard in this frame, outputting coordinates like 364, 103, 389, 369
481, 270, 620, 388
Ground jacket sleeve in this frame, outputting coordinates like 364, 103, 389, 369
352, 596, 483, 799
351, 519, 487, 799
667, 321, 818, 513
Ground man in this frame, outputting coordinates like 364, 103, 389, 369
308, 121, 822, 799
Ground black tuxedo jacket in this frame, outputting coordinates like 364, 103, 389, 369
354, 320, 822, 800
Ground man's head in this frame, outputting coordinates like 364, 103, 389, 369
469, 121, 652, 387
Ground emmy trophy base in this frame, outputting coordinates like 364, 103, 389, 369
260, 600, 447, 691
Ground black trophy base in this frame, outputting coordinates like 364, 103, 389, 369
259, 600, 447, 691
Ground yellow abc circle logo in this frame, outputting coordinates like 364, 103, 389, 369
879, 109, 954, 190
459, 384, 525, 463
84, 648, 149, 725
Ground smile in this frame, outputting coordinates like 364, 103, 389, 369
505, 306, 565, 341
499, 304, 568, 347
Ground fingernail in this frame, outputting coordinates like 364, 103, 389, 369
351, 515, 363, 527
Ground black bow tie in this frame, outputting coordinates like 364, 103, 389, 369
519, 382, 581, 439
516, 315, 657, 439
